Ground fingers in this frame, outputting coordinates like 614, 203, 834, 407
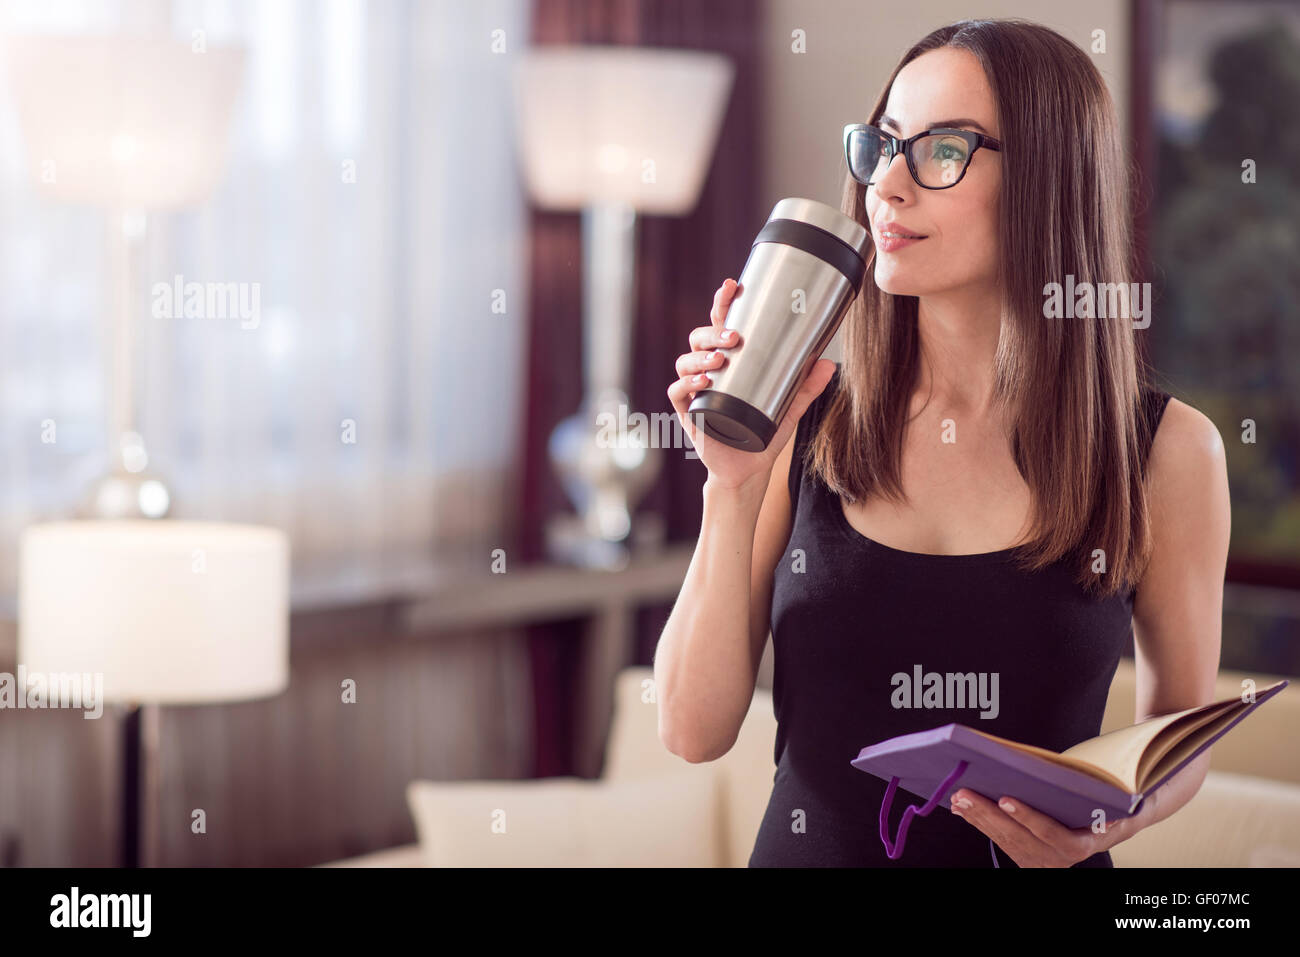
709, 277, 743, 327
793, 358, 836, 404
764, 359, 836, 451
675, 347, 729, 379
949, 789, 1038, 864
666, 372, 713, 417
682, 279, 743, 367
688, 324, 741, 353
668, 278, 747, 429
990, 795, 1075, 848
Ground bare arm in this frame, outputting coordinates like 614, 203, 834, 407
656, 276, 834, 764
654, 433, 797, 763
1127, 398, 1230, 828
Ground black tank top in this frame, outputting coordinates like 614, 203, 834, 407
749, 364, 1172, 867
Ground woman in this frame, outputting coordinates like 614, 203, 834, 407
655, 18, 1229, 867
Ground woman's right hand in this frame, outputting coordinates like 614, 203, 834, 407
667, 278, 837, 495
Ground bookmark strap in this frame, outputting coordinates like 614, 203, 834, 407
879, 760, 969, 860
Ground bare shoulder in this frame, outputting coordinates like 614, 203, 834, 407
1143, 397, 1230, 556
1147, 397, 1227, 491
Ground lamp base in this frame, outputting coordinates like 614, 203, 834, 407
121, 702, 141, 869
119, 701, 160, 868
546, 389, 664, 563
545, 511, 665, 571
81, 470, 172, 519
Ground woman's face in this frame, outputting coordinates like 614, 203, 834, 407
865, 47, 1002, 299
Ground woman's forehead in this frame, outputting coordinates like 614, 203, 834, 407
884, 48, 997, 136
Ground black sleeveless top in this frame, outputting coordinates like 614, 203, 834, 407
749, 364, 1172, 868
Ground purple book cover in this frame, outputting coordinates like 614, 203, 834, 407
851, 679, 1289, 846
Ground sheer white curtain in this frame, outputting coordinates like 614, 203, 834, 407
0, 0, 530, 596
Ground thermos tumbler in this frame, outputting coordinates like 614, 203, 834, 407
687, 197, 870, 452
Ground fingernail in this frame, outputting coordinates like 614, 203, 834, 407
999, 799, 1016, 814
721, 330, 735, 341
694, 374, 709, 384
954, 797, 973, 810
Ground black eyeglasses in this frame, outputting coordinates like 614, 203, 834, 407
843, 123, 1002, 190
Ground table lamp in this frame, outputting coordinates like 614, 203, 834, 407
18, 520, 290, 867
511, 45, 733, 569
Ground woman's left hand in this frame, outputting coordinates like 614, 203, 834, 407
949, 788, 1154, 867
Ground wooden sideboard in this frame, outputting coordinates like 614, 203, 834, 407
0, 543, 695, 865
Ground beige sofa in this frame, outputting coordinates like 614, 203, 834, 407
324, 658, 1300, 867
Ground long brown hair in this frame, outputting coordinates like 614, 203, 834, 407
809, 18, 1160, 598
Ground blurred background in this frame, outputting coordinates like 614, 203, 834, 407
0, 0, 1296, 867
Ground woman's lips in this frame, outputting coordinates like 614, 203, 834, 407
876, 232, 927, 252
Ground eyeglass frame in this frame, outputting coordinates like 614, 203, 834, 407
842, 122, 1002, 190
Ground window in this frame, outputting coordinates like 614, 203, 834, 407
0, 0, 530, 596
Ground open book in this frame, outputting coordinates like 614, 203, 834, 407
851, 679, 1289, 859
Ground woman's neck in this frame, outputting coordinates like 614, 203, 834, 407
914, 287, 1004, 418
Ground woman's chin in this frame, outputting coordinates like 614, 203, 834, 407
874, 271, 924, 298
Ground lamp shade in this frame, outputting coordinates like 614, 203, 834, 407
18, 520, 289, 705
2, 35, 245, 210
511, 45, 733, 215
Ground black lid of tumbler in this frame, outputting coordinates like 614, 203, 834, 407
690, 389, 774, 451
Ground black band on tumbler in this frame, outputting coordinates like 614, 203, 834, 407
752, 218, 866, 289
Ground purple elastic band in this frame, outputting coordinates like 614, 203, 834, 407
879, 759, 969, 860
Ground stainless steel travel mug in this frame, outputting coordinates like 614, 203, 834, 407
687, 197, 870, 451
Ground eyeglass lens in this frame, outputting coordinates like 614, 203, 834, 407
850, 129, 972, 188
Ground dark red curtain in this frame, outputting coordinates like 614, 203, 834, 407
513, 0, 764, 777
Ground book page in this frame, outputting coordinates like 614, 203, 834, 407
1137, 701, 1260, 791
1060, 698, 1239, 792
1134, 701, 1239, 787
966, 729, 1132, 791
968, 681, 1287, 795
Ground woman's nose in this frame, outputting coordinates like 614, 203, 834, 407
872, 149, 914, 200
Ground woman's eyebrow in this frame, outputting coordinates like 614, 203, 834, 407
879, 114, 991, 135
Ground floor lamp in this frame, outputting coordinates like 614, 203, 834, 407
5, 36, 282, 868
511, 46, 733, 569
2, 34, 245, 519
18, 521, 290, 868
